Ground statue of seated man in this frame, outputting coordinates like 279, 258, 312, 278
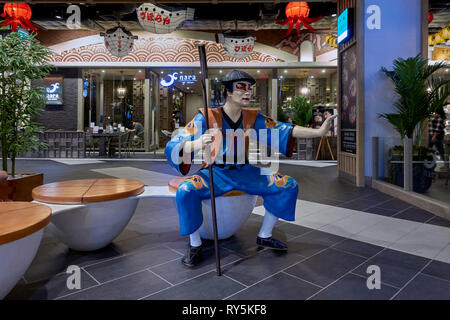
165, 70, 336, 267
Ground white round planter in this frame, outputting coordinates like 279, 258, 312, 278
199, 194, 257, 240
0, 230, 43, 299
46, 197, 138, 251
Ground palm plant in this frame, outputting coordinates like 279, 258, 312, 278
380, 54, 449, 140
0, 32, 53, 176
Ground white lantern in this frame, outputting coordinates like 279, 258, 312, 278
216, 30, 256, 59
100, 25, 138, 58
137, 3, 194, 34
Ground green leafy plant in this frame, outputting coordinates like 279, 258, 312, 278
380, 54, 450, 140
286, 95, 312, 127
0, 32, 53, 176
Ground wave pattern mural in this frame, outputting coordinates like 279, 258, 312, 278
50, 36, 284, 63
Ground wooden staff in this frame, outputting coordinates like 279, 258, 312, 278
197, 44, 222, 276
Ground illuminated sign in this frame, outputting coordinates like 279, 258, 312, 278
337, 8, 354, 44
44, 76, 63, 105
160, 72, 197, 87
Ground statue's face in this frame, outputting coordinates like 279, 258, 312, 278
229, 81, 252, 107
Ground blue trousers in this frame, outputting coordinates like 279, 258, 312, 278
175, 164, 299, 236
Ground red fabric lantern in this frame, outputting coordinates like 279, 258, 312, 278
428, 12, 434, 24
0, 3, 38, 32
276, 2, 322, 36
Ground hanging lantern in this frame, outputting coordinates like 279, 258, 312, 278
275, 2, 322, 37
137, 3, 194, 34
216, 30, 256, 59
428, 12, 434, 24
324, 34, 337, 48
0, 3, 38, 32
100, 25, 138, 58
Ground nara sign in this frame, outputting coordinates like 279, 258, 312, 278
44, 76, 63, 105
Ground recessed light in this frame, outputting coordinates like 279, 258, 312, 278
219, 70, 222, 73
199, 71, 202, 74
257, 70, 260, 73
446, 69, 449, 72
160, 71, 163, 74
311, 76, 315, 78
102, 70, 105, 73
138, 70, 142, 73
284, 70, 288, 73
279, 75, 284, 79
322, 69, 326, 73
180, 71, 183, 74
133, 78, 136, 80
187, 87, 190, 90
55, 15, 62, 19
331, 13, 337, 17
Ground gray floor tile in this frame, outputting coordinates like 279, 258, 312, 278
228, 272, 320, 300
375, 199, 411, 211
311, 274, 398, 300
422, 260, 450, 282
59, 270, 170, 300
84, 246, 182, 283
145, 271, 245, 300
221, 249, 305, 287
284, 248, 366, 287
392, 207, 435, 223
150, 247, 242, 285
288, 230, 347, 258
23, 242, 122, 283
333, 239, 384, 258
6, 269, 98, 300
394, 274, 450, 300
426, 216, 450, 228
363, 207, 398, 217
361, 193, 394, 202
353, 249, 430, 288
338, 199, 380, 211
275, 222, 313, 238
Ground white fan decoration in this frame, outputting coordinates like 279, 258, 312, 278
137, 3, 195, 34
100, 25, 138, 58
216, 31, 256, 59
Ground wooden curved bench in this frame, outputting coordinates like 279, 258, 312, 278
0, 202, 51, 299
32, 179, 144, 251
0, 202, 51, 246
169, 177, 246, 197
32, 179, 144, 204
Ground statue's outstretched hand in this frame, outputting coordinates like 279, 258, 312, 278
319, 114, 338, 136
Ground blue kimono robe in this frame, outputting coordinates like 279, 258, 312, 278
165, 108, 298, 236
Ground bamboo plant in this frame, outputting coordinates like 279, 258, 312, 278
0, 32, 53, 176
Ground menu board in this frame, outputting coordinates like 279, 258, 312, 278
44, 76, 63, 105
341, 131, 356, 154
340, 45, 357, 130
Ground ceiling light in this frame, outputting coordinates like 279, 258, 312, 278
219, 70, 222, 73
55, 15, 62, 19
257, 70, 260, 73
187, 87, 190, 90
284, 70, 288, 73
446, 69, 449, 72
311, 76, 315, 78
138, 70, 142, 73
133, 78, 136, 81
331, 13, 337, 17
322, 69, 326, 73
160, 71, 163, 74
199, 71, 202, 74
279, 75, 283, 79
101, 70, 105, 73
180, 71, 183, 74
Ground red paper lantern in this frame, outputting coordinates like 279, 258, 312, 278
428, 12, 434, 24
0, 3, 38, 32
275, 2, 322, 36
286, 2, 310, 18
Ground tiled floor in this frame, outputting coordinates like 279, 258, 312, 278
4, 159, 450, 300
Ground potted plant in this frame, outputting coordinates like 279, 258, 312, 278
380, 54, 450, 193
285, 95, 314, 160
0, 32, 53, 201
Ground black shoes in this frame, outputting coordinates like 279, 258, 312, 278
181, 244, 203, 267
256, 236, 288, 251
